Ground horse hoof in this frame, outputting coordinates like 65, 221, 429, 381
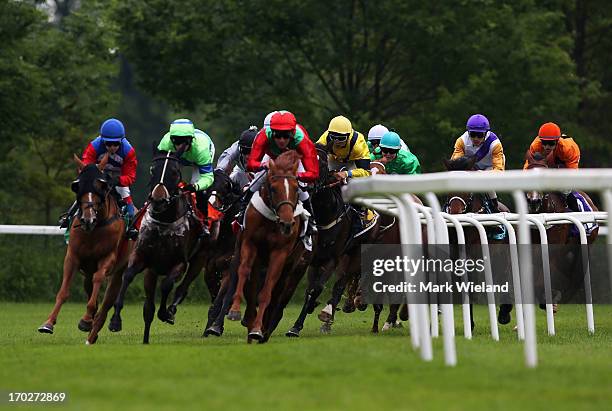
227, 310, 241, 321
167, 305, 177, 316
108, 319, 122, 333
285, 328, 301, 338
381, 322, 392, 332
78, 319, 92, 332
157, 310, 175, 325
85, 334, 98, 345
204, 326, 223, 337
342, 300, 356, 313
392, 321, 403, 328
248, 330, 264, 341
38, 323, 54, 334
498, 310, 511, 325
320, 323, 332, 334
357, 303, 368, 312
371, 327, 379, 334
318, 307, 333, 323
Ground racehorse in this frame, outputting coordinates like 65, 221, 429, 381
227, 150, 310, 342
38, 154, 131, 336
443, 155, 512, 326
166, 169, 241, 320
89, 150, 206, 344
524, 151, 599, 307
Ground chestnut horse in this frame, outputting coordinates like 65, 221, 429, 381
229, 150, 308, 342
38, 154, 131, 336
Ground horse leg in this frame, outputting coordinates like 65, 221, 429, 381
142, 270, 157, 344
38, 252, 80, 334
382, 304, 401, 331
342, 275, 359, 313
169, 253, 207, 319
109, 253, 145, 332
498, 304, 513, 325
268, 257, 307, 340
372, 304, 383, 333
158, 262, 186, 325
286, 265, 321, 337
83, 253, 116, 336
204, 268, 230, 335
78, 275, 94, 332
248, 249, 289, 342
319, 266, 351, 332
87, 269, 122, 344
230, 240, 257, 320
205, 257, 239, 337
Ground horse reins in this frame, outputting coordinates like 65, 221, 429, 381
266, 174, 299, 214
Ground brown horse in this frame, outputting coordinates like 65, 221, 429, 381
88, 150, 207, 344
524, 151, 599, 307
443, 156, 513, 326
229, 150, 308, 342
38, 154, 131, 336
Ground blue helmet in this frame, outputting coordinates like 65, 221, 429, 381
379, 132, 402, 150
100, 118, 125, 142
466, 114, 490, 133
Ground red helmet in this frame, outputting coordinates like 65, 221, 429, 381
270, 111, 296, 131
538, 122, 561, 141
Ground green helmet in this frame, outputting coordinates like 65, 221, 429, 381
379, 131, 402, 150
169, 119, 195, 137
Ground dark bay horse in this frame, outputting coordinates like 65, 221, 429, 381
229, 150, 309, 342
88, 150, 206, 344
443, 155, 512, 327
38, 154, 131, 336
285, 144, 387, 336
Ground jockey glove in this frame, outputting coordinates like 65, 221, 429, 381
183, 184, 197, 193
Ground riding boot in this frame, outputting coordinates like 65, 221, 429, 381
124, 203, 139, 240
235, 189, 255, 225
566, 192, 580, 212
196, 191, 210, 239
302, 198, 318, 235
58, 201, 78, 228
486, 197, 506, 240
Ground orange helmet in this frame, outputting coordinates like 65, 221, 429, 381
538, 122, 561, 141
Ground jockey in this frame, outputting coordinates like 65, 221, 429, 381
370, 131, 422, 175
58, 118, 137, 236
215, 126, 259, 189
242, 111, 319, 236
451, 113, 505, 213
157, 118, 215, 238
317, 115, 371, 179
367, 124, 408, 153
523, 122, 582, 211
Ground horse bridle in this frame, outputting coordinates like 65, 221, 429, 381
150, 152, 183, 207
266, 174, 299, 215
446, 194, 473, 214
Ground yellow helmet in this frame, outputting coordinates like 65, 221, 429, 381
328, 115, 352, 135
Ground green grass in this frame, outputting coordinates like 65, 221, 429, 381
0, 303, 611, 411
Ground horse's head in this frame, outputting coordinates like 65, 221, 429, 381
149, 150, 182, 213
525, 151, 548, 213
370, 161, 386, 175
209, 169, 239, 212
266, 150, 300, 236
315, 143, 332, 186
71, 153, 111, 231
443, 155, 478, 171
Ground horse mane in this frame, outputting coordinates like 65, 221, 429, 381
444, 155, 477, 171
273, 150, 302, 173
525, 150, 548, 169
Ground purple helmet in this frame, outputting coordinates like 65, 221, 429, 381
466, 114, 490, 133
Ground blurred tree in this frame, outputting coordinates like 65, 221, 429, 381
0, 1, 117, 224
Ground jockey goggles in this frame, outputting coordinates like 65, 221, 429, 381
171, 135, 193, 146
468, 131, 487, 140
541, 140, 557, 147
329, 132, 350, 143
271, 129, 294, 140
381, 147, 399, 155
104, 140, 121, 147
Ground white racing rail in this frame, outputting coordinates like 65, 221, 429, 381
343, 168, 612, 368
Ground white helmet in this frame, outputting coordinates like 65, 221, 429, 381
263, 110, 288, 128
368, 124, 389, 141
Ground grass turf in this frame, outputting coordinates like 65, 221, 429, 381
0, 302, 610, 411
